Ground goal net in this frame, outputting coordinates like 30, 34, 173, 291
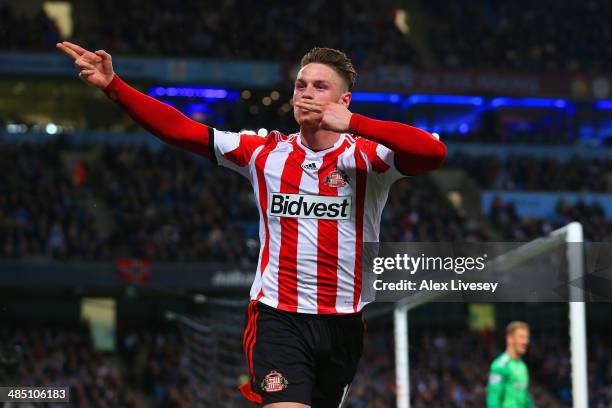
165, 298, 251, 408
391, 222, 587, 408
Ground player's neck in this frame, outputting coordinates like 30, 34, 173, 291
506, 348, 520, 360
300, 127, 341, 152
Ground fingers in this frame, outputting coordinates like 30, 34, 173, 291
295, 100, 324, 113
61, 41, 88, 56
95, 49, 112, 60
78, 70, 96, 84
57, 42, 102, 64
297, 99, 324, 107
75, 59, 95, 71
56, 43, 80, 60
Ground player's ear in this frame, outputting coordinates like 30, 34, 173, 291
340, 91, 352, 108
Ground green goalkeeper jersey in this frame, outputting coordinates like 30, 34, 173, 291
487, 352, 535, 408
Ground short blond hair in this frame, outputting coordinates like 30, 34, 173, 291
506, 321, 529, 336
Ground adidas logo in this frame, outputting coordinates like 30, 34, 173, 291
302, 162, 318, 171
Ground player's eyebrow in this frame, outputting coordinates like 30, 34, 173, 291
295, 78, 331, 86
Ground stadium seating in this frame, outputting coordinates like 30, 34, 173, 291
4, 0, 611, 73
2, 139, 611, 260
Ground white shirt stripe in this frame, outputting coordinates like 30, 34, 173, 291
257, 141, 292, 308
296, 155, 321, 312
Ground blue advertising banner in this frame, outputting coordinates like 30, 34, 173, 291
0, 52, 281, 86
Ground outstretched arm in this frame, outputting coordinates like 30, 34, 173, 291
294, 99, 446, 175
56, 41, 211, 159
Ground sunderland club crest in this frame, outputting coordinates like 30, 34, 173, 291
325, 169, 350, 188
261, 371, 289, 393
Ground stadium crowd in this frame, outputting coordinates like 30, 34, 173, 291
0, 140, 105, 260
0, 0, 415, 66
0, 324, 137, 407
447, 153, 611, 192
119, 327, 207, 408
116, 323, 553, 408
422, 0, 612, 74
5, 320, 612, 407
0, 3, 60, 53
3, 0, 612, 74
349, 325, 612, 408
490, 196, 612, 241
93, 144, 259, 263
117, 320, 248, 408
439, 125, 579, 146
349, 328, 572, 408
1, 138, 611, 261
19, 321, 606, 407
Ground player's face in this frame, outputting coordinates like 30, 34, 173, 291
293, 63, 351, 126
509, 328, 530, 356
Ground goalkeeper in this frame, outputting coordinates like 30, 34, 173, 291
487, 321, 535, 408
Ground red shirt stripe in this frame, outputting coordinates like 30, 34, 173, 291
276, 142, 307, 312
224, 134, 267, 167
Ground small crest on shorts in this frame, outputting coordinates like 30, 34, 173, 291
325, 169, 350, 188
261, 370, 289, 393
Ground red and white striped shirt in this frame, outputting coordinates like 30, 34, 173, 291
212, 129, 406, 314
103, 75, 445, 314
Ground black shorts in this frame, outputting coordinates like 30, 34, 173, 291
239, 301, 365, 407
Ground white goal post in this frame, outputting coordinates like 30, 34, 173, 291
393, 222, 587, 408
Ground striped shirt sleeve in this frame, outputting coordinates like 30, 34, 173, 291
358, 138, 408, 184
211, 129, 268, 178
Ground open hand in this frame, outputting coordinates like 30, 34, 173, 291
294, 99, 353, 132
56, 41, 115, 90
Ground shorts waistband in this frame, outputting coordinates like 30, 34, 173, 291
254, 300, 363, 319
